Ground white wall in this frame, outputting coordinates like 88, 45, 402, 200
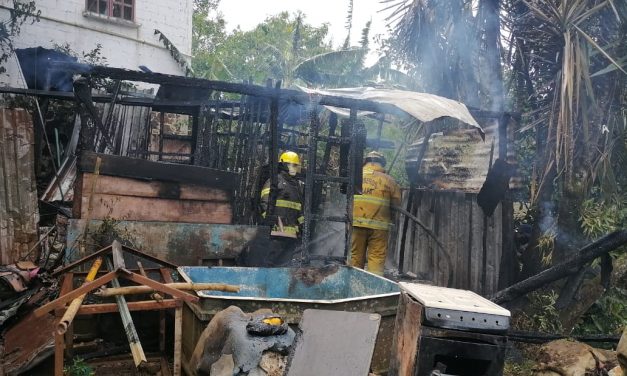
0, 0, 193, 87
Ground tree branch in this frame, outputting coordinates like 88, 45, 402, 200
491, 230, 627, 304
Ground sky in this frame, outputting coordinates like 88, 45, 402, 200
217, 0, 394, 65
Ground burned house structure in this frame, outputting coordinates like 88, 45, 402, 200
0, 55, 526, 374
1, 58, 506, 269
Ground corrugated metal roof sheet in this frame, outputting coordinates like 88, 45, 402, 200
0, 108, 39, 264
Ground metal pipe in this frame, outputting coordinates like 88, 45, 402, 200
57, 257, 102, 334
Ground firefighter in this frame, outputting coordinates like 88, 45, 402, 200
351, 151, 401, 275
256, 151, 304, 266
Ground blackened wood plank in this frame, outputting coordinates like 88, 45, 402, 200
79, 152, 239, 192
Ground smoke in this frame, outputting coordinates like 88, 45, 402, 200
15, 47, 77, 91
387, 0, 507, 111
310, 184, 347, 258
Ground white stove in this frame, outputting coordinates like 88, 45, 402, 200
399, 282, 511, 333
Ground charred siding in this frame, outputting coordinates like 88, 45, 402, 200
0, 109, 39, 264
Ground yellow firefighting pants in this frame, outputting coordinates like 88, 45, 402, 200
350, 227, 388, 275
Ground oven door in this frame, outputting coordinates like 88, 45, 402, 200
415, 335, 506, 376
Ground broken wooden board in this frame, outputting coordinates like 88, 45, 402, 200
66, 220, 262, 264
287, 309, 381, 376
78, 152, 239, 191
73, 172, 233, 224
2, 311, 56, 375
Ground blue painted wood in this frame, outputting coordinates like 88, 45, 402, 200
66, 220, 264, 264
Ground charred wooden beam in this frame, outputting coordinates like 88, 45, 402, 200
49, 62, 409, 116
508, 330, 622, 344
491, 230, 627, 304
78, 152, 240, 192
1, 85, 519, 120
0, 87, 240, 111
76, 299, 179, 315
73, 77, 115, 151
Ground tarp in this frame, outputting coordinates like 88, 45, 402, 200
298, 86, 483, 136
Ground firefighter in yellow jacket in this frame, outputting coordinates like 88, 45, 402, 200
351, 151, 401, 275
256, 151, 304, 266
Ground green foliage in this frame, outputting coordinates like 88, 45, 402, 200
87, 217, 136, 250
0, 0, 40, 73
193, 11, 333, 85
191, 3, 375, 87
53, 43, 107, 66
573, 286, 627, 336
64, 357, 94, 376
514, 291, 564, 334
52, 43, 114, 91
503, 361, 535, 376
192, 0, 225, 52
293, 48, 367, 87
579, 195, 627, 239
155, 29, 194, 76
342, 0, 354, 49
364, 118, 413, 187
512, 127, 536, 203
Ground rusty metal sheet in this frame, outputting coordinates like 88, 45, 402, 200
0, 108, 39, 264
66, 220, 262, 264
286, 309, 381, 376
2, 311, 56, 375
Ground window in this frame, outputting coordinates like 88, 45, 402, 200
86, 0, 134, 21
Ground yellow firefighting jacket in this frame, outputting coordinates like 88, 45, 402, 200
353, 163, 401, 230
260, 170, 304, 238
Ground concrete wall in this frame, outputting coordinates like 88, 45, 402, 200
0, 0, 192, 87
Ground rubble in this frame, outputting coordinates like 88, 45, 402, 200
189, 306, 295, 376
617, 327, 627, 374
0, 50, 622, 376
2, 312, 56, 375
533, 339, 618, 376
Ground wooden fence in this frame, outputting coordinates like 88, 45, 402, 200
392, 188, 514, 296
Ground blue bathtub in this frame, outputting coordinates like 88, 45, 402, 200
177, 265, 400, 373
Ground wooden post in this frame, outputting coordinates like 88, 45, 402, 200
159, 310, 166, 353
138, 261, 163, 301
174, 303, 183, 376
64, 322, 74, 359
54, 330, 64, 376
160, 264, 173, 354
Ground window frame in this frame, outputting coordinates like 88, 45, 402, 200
85, 0, 135, 22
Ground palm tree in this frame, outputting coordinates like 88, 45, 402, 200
384, 0, 626, 278
505, 0, 626, 276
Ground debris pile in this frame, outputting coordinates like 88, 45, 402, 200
190, 306, 295, 375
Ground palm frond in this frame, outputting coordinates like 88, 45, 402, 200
573, 24, 627, 75
293, 48, 366, 85
343, 0, 354, 49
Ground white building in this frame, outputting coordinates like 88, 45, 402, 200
0, 0, 193, 87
